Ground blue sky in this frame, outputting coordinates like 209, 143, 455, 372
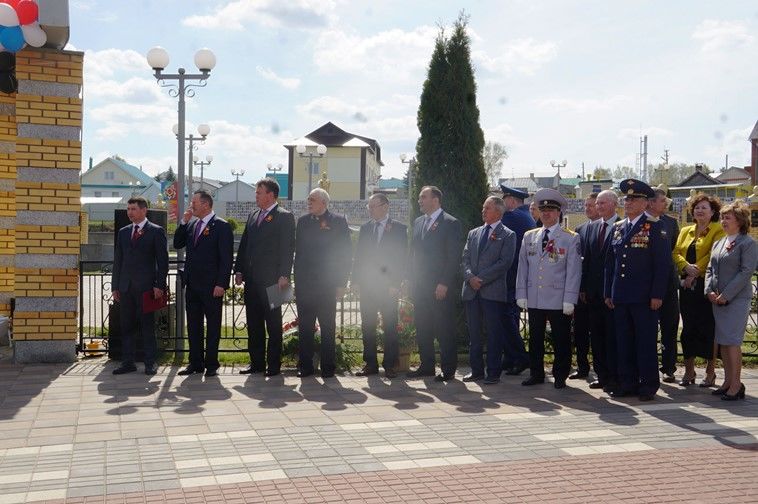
69, 0, 758, 183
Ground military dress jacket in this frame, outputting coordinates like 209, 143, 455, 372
603, 214, 671, 304
515, 226, 581, 310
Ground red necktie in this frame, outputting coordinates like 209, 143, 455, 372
131, 225, 139, 243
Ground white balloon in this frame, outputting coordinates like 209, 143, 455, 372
0, 4, 19, 27
21, 23, 46, 48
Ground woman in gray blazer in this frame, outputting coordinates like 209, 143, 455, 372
705, 201, 758, 401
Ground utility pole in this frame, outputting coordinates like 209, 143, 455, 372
661, 149, 669, 166
640, 135, 648, 181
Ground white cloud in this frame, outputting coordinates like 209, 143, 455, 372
534, 95, 633, 113
484, 123, 523, 148
71, 0, 97, 10
89, 103, 175, 140
182, 0, 337, 30
692, 19, 755, 53
313, 25, 438, 75
474, 38, 558, 75
617, 127, 673, 142
83, 48, 148, 78
703, 125, 752, 166
255, 66, 300, 90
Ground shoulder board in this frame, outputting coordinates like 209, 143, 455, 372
646, 215, 659, 222
562, 228, 576, 235
614, 221, 625, 227
524, 228, 541, 236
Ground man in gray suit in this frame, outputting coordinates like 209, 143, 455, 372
234, 178, 296, 377
111, 197, 169, 376
461, 197, 516, 384
516, 188, 582, 388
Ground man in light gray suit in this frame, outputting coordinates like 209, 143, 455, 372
462, 197, 516, 384
516, 188, 582, 388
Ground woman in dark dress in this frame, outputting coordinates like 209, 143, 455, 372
672, 194, 725, 387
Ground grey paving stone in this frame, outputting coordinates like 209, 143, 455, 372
284, 467, 322, 478
66, 486, 106, 498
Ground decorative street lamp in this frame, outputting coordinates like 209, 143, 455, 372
400, 153, 417, 195
194, 154, 213, 189
550, 159, 567, 175
146, 45, 216, 348
173, 123, 210, 197
231, 168, 245, 206
266, 162, 283, 174
295, 143, 327, 196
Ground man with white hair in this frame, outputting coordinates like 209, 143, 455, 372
294, 188, 352, 378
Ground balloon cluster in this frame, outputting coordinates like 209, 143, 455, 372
0, 0, 46, 53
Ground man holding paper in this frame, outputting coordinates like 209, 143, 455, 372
111, 197, 169, 376
234, 178, 296, 377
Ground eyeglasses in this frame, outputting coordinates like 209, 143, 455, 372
367, 202, 388, 209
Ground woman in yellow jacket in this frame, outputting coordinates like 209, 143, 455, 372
673, 194, 725, 387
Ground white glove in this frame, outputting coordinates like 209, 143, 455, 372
563, 302, 574, 316
516, 299, 527, 310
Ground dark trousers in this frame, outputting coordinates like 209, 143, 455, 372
296, 288, 337, 374
119, 285, 157, 366
527, 308, 571, 380
589, 301, 617, 386
501, 301, 529, 370
465, 297, 505, 378
186, 285, 223, 371
572, 300, 591, 374
414, 290, 457, 375
244, 283, 283, 373
614, 303, 660, 396
360, 290, 399, 370
659, 279, 680, 375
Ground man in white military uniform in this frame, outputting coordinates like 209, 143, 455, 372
516, 188, 582, 388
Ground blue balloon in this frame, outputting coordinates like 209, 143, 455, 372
0, 25, 24, 53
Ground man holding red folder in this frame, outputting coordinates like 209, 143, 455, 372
112, 197, 169, 375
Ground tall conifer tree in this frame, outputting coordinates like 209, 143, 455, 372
414, 13, 487, 232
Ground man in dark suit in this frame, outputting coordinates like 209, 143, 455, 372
111, 197, 169, 375
499, 185, 534, 376
351, 193, 407, 378
234, 178, 295, 377
605, 179, 671, 401
174, 190, 234, 378
570, 193, 599, 380
294, 188, 352, 378
581, 189, 619, 392
647, 187, 680, 383
461, 196, 516, 384
408, 186, 463, 382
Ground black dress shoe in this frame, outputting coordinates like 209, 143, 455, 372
589, 380, 605, 389
406, 369, 435, 378
521, 376, 545, 386
204, 369, 218, 377
177, 367, 203, 376
609, 390, 634, 398
638, 393, 655, 401
297, 369, 314, 378
384, 368, 397, 379
238, 365, 263, 375
568, 371, 588, 380
264, 369, 280, 377
355, 366, 379, 377
721, 383, 745, 401
112, 364, 137, 375
434, 373, 455, 382
321, 370, 335, 379
144, 364, 158, 376
554, 380, 567, 389
462, 373, 484, 382
504, 364, 528, 376
483, 376, 500, 385
661, 373, 676, 383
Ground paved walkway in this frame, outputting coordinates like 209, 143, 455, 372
0, 356, 756, 503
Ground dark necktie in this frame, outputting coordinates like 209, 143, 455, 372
131, 225, 139, 243
193, 220, 203, 245
596, 222, 607, 251
478, 225, 491, 254
373, 222, 381, 243
541, 228, 550, 251
421, 216, 431, 238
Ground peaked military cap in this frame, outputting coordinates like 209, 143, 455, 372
533, 188, 567, 211
499, 184, 529, 200
619, 178, 655, 198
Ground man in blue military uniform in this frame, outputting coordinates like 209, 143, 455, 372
499, 185, 535, 376
604, 179, 671, 401
516, 188, 582, 389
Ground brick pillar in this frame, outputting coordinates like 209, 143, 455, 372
11, 47, 83, 363
0, 94, 14, 317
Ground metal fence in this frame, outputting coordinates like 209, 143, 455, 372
78, 261, 758, 358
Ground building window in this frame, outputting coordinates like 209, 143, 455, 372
112, 192, 119, 197
105, 171, 114, 180
94, 191, 101, 197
